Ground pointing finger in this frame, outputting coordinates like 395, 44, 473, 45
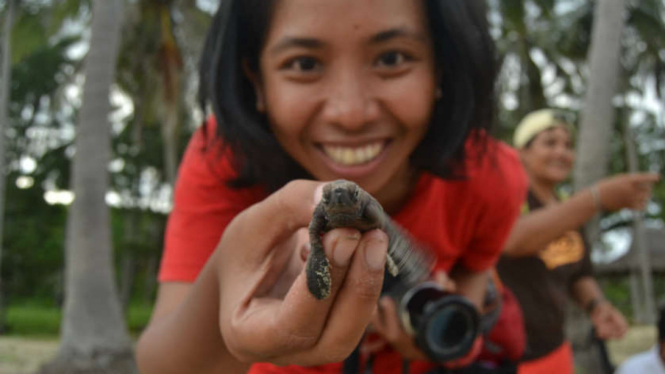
631, 172, 661, 185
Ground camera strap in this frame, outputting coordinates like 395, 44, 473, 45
341, 347, 386, 374
342, 344, 361, 374
402, 359, 411, 374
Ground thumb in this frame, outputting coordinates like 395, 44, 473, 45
230, 180, 325, 258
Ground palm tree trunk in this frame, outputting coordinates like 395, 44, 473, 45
630, 270, 644, 322
38, 0, 136, 372
161, 105, 179, 187
569, 1, 627, 373
0, 0, 16, 335
624, 117, 655, 324
572, 0, 627, 211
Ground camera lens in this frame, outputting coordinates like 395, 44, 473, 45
398, 282, 480, 363
420, 298, 479, 361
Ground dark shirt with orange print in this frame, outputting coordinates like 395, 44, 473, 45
496, 190, 592, 362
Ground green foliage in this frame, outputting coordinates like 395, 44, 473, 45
10, 36, 77, 108
3, 172, 67, 302
601, 274, 665, 324
4, 301, 153, 337
126, 303, 154, 335
48, 0, 91, 36
10, 9, 48, 65
600, 277, 634, 321
6, 303, 61, 337
655, 183, 665, 221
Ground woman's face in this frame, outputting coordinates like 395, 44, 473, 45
520, 125, 575, 185
252, 0, 437, 198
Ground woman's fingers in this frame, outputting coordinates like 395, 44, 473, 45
283, 229, 388, 366
434, 270, 457, 292
630, 172, 661, 186
377, 297, 402, 341
234, 228, 383, 365
218, 180, 325, 361
272, 229, 363, 351
221, 180, 389, 366
630, 173, 659, 209
370, 295, 429, 361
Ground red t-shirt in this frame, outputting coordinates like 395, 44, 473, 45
159, 120, 528, 373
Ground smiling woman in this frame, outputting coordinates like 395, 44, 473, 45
497, 109, 660, 374
199, 0, 498, 197
251, 0, 435, 210
137, 1, 530, 374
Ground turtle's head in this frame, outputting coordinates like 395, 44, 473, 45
321, 180, 362, 216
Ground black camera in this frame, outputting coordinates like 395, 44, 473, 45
382, 276, 481, 363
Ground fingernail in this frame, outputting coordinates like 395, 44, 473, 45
364, 238, 387, 271
333, 232, 360, 266
313, 184, 324, 205
379, 296, 391, 309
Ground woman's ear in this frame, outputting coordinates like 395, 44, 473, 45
242, 60, 266, 113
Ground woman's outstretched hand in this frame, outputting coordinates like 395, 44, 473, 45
590, 301, 628, 340
595, 173, 660, 211
216, 180, 388, 367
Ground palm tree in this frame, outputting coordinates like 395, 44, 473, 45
573, 0, 628, 198
0, 0, 16, 335
569, 1, 628, 373
489, 0, 593, 138
38, 0, 136, 372
112, 0, 206, 309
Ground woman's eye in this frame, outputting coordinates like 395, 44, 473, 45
284, 57, 320, 72
376, 51, 410, 68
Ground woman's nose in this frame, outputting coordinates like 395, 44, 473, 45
555, 143, 571, 156
321, 71, 380, 131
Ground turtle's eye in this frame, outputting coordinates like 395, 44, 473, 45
321, 193, 330, 205
353, 188, 360, 202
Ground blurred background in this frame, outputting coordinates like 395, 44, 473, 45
0, 0, 663, 373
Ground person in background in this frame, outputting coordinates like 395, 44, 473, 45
497, 109, 661, 374
615, 307, 665, 374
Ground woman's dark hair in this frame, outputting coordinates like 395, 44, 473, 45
199, 0, 498, 192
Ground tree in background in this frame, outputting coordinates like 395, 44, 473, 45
38, 0, 136, 372
490, 0, 664, 371
112, 0, 210, 310
573, 0, 628, 241
0, 0, 210, 322
0, 0, 83, 315
568, 1, 629, 373
0, 0, 16, 334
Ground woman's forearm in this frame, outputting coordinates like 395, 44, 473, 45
136, 251, 249, 374
570, 276, 605, 311
503, 188, 597, 257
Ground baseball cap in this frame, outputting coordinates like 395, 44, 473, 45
513, 109, 575, 149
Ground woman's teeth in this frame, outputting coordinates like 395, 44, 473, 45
322, 142, 384, 166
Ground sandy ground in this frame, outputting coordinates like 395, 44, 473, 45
0, 326, 658, 374
0, 337, 58, 374
606, 324, 658, 366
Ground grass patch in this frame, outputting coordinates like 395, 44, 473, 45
127, 303, 153, 335
6, 304, 61, 337
4, 302, 153, 338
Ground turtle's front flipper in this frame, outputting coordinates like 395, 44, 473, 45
306, 205, 331, 299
